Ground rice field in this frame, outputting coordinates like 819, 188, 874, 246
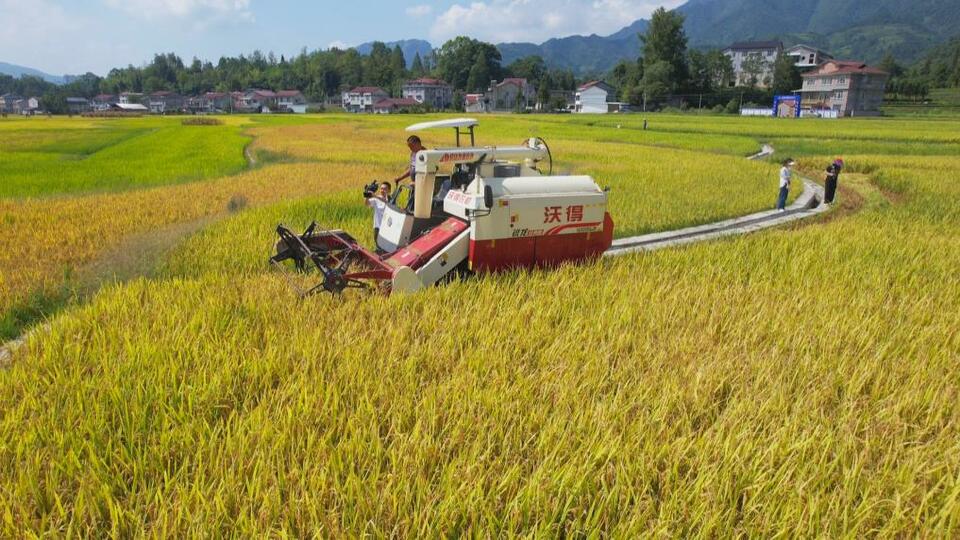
1, 113, 958, 536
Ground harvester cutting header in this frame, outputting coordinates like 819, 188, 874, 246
271, 118, 614, 295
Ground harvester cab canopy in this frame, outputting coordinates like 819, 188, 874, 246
406, 117, 478, 147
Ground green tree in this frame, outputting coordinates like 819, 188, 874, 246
641, 7, 689, 91
507, 56, 546, 82
705, 50, 734, 88
641, 60, 673, 106
740, 52, 770, 87
537, 76, 551, 110
772, 54, 802, 95
466, 50, 491, 92
411, 53, 426, 77
435, 37, 501, 91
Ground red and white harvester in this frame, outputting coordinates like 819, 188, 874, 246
271, 118, 614, 295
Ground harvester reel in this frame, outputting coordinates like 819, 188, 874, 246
271, 223, 371, 297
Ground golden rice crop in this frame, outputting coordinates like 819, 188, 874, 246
5, 114, 958, 536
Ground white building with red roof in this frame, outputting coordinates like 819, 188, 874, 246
342, 86, 389, 113
799, 61, 889, 117
276, 90, 307, 113
402, 78, 453, 109
575, 81, 616, 113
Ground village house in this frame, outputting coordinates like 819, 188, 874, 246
0, 93, 23, 113
11, 96, 42, 115
202, 92, 232, 113
575, 81, 616, 114
92, 94, 117, 111
109, 103, 149, 113
487, 78, 536, 112
148, 91, 184, 114
64, 97, 89, 114
464, 93, 487, 113
402, 78, 453, 110
275, 90, 307, 113
723, 41, 783, 88
342, 87, 389, 113
786, 44, 833, 70
799, 60, 889, 117
119, 92, 144, 105
372, 97, 419, 114
249, 90, 279, 112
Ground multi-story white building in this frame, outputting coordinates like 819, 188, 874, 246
723, 41, 783, 88
799, 61, 889, 117
402, 78, 452, 110
342, 86, 389, 113
575, 81, 615, 113
786, 44, 833, 70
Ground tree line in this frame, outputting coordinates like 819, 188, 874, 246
1, 37, 577, 114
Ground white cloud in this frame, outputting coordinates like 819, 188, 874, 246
102, 0, 254, 21
0, 0, 114, 74
327, 40, 351, 50
429, 0, 685, 44
406, 4, 433, 17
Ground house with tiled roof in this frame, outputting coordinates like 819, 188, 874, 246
464, 93, 488, 113
342, 86, 389, 113
402, 78, 452, 109
372, 97, 419, 114
799, 60, 889, 117
487, 78, 536, 112
148, 91, 183, 114
275, 90, 307, 113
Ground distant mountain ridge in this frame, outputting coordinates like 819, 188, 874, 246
0, 62, 71, 84
355, 39, 434, 68
356, 0, 959, 76
498, 0, 960, 75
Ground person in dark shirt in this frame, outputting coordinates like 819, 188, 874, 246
824, 158, 843, 205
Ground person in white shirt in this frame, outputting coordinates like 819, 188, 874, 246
366, 182, 392, 248
777, 158, 794, 211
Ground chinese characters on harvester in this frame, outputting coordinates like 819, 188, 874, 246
544, 205, 584, 224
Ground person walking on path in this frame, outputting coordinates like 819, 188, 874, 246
777, 158, 795, 211
824, 158, 843, 205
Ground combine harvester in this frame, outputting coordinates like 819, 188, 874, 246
271, 118, 614, 295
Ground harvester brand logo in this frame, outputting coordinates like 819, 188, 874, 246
445, 191, 474, 204
512, 228, 544, 238
439, 152, 476, 163
544, 205, 584, 224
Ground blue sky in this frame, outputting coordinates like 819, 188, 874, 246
1, 0, 683, 75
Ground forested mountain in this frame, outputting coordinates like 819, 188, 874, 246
496, 0, 960, 75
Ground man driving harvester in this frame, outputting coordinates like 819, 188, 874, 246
392, 135, 426, 187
